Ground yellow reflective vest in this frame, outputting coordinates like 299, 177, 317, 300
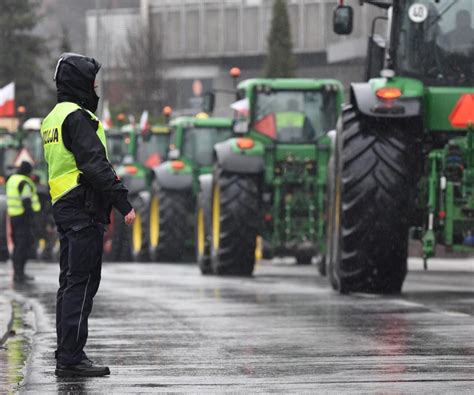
40, 102, 107, 204
6, 174, 41, 217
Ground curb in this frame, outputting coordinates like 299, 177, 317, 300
0, 295, 13, 345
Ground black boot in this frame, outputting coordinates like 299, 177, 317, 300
55, 358, 110, 377
13, 274, 25, 283
23, 273, 35, 281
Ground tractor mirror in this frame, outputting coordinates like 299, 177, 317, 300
233, 120, 248, 134
333, 6, 353, 35
366, 34, 386, 80
202, 92, 215, 114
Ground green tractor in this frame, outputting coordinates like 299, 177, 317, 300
203, 78, 344, 276
150, 115, 233, 263
106, 124, 170, 262
326, 0, 473, 293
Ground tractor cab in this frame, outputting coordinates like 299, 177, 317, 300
392, 0, 473, 86
167, 116, 233, 177
137, 125, 170, 169
235, 79, 341, 144
106, 128, 130, 166
334, 0, 473, 85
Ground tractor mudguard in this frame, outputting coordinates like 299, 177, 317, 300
154, 163, 193, 191
351, 82, 422, 118
214, 140, 264, 174
120, 174, 147, 195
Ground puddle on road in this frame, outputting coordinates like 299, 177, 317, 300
0, 301, 32, 394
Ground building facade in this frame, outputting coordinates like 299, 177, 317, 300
87, 0, 379, 116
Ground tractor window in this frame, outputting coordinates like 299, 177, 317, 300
137, 133, 169, 168
395, 0, 473, 85
253, 90, 338, 142
106, 133, 129, 165
181, 127, 232, 167
22, 132, 45, 167
0, 147, 19, 177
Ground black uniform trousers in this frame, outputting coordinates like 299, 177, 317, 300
11, 214, 34, 279
55, 221, 104, 366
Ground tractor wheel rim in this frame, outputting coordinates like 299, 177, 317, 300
197, 207, 205, 256
150, 196, 159, 248
255, 236, 262, 261
38, 238, 46, 254
133, 212, 142, 253
212, 184, 220, 251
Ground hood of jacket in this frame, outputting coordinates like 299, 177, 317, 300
55, 53, 101, 113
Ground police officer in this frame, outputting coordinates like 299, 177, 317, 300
41, 53, 135, 377
6, 161, 41, 283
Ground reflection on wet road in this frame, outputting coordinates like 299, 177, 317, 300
1, 258, 473, 393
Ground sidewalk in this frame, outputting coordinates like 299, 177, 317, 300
0, 294, 13, 345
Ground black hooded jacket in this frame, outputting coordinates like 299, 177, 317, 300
51, 53, 132, 226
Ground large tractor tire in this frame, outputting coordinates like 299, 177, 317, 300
0, 196, 9, 262
196, 182, 213, 274
327, 105, 417, 294
211, 169, 260, 276
105, 195, 151, 262
150, 189, 192, 262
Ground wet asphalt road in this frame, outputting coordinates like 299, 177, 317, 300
1, 258, 473, 393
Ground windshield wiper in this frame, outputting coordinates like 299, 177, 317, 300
426, 0, 458, 31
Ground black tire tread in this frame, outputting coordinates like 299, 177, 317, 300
212, 170, 259, 276
332, 105, 416, 293
153, 189, 192, 262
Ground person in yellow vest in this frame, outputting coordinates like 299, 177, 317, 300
41, 53, 135, 378
6, 161, 41, 283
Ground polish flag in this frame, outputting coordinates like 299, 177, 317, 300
101, 100, 113, 130
139, 110, 150, 132
0, 82, 15, 117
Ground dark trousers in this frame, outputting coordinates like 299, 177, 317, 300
11, 214, 33, 279
56, 222, 104, 366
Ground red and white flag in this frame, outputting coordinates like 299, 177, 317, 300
101, 100, 113, 130
0, 82, 15, 117
139, 110, 150, 132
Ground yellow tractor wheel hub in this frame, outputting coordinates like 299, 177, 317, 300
149, 196, 159, 248
212, 184, 220, 251
197, 207, 205, 256
132, 212, 142, 253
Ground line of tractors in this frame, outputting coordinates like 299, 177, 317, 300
0, 0, 472, 294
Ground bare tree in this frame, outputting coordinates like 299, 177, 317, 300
122, 20, 164, 116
